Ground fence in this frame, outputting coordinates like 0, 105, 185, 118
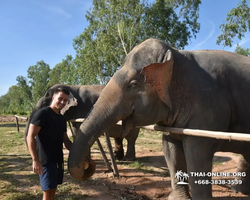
15, 116, 250, 177
14, 115, 28, 132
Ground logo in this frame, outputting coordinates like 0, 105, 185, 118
175, 170, 189, 185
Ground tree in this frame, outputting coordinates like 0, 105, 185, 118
27, 60, 50, 105
0, 79, 32, 114
235, 44, 250, 56
144, 0, 201, 48
48, 55, 80, 86
3, 86, 24, 114
73, 0, 201, 85
217, 0, 250, 49
16, 76, 32, 111
0, 94, 11, 114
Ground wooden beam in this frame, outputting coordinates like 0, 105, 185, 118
14, 115, 28, 132
68, 119, 250, 142
14, 115, 28, 120
140, 125, 250, 142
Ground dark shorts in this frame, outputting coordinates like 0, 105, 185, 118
39, 162, 64, 191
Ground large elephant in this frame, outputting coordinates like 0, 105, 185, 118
24, 84, 140, 161
68, 38, 250, 199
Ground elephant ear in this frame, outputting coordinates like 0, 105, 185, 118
61, 93, 78, 115
140, 49, 173, 110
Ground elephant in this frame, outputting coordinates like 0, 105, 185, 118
24, 84, 140, 161
67, 38, 250, 199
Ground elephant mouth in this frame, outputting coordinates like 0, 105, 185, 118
120, 109, 135, 137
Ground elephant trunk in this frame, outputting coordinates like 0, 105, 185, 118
68, 90, 122, 180
67, 123, 98, 180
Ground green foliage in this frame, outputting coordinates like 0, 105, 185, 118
0, 61, 50, 114
235, 44, 250, 56
0, 76, 32, 114
74, 0, 145, 84
73, 0, 201, 84
48, 55, 80, 87
27, 60, 50, 104
217, 0, 250, 49
16, 76, 33, 112
0, 0, 201, 114
0, 86, 26, 114
0, 94, 11, 114
144, 0, 201, 48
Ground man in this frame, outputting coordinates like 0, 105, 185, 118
27, 88, 73, 200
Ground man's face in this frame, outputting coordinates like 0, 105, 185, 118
52, 92, 69, 110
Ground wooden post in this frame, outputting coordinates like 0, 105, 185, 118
15, 116, 19, 132
96, 139, 113, 172
14, 115, 28, 132
104, 132, 119, 177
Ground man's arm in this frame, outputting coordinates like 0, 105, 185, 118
63, 132, 72, 151
27, 124, 44, 175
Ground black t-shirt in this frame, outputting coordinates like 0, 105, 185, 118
31, 106, 67, 165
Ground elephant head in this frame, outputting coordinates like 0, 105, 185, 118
60, 92, 78, 115
68, 38, 177, 180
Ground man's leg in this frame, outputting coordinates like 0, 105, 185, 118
43, 188, 56, 200
40, 163, 62, 200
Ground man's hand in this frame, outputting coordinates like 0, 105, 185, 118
33, 160, 44, 175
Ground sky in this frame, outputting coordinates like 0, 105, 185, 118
0, 0, 250, 97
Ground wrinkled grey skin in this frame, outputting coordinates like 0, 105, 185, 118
68, 38, 250, 199
24, 84, 139, 161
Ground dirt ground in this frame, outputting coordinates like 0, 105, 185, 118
63, 149, 249, 200
1, 115, 250, 199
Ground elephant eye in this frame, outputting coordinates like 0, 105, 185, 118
129, 80, 139, 89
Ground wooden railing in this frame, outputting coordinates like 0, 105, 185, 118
16, 116, 250, 178
14, 115, 28, 132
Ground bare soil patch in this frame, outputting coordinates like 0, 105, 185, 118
62, 149, 249, 200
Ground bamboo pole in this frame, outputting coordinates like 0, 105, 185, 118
96, 138, 113, 172
140, 125, 250, 142
104, 132, 119, 177
68, 119, 250, 142
113, 121, 250, 142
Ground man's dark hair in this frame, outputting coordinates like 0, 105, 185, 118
54, 87, 70, 96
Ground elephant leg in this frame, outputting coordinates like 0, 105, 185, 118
124, 128, 140, 161
162, 134, 191, 200
183, 136, 216, 200
231, 154, 250, 195
113, 137, 124, 161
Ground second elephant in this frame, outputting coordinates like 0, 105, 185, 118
25, 84, 140, 161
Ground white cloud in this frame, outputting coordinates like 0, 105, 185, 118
46, 6, 72, 19
193, 21, 215, 49
228, 37, 250, 52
